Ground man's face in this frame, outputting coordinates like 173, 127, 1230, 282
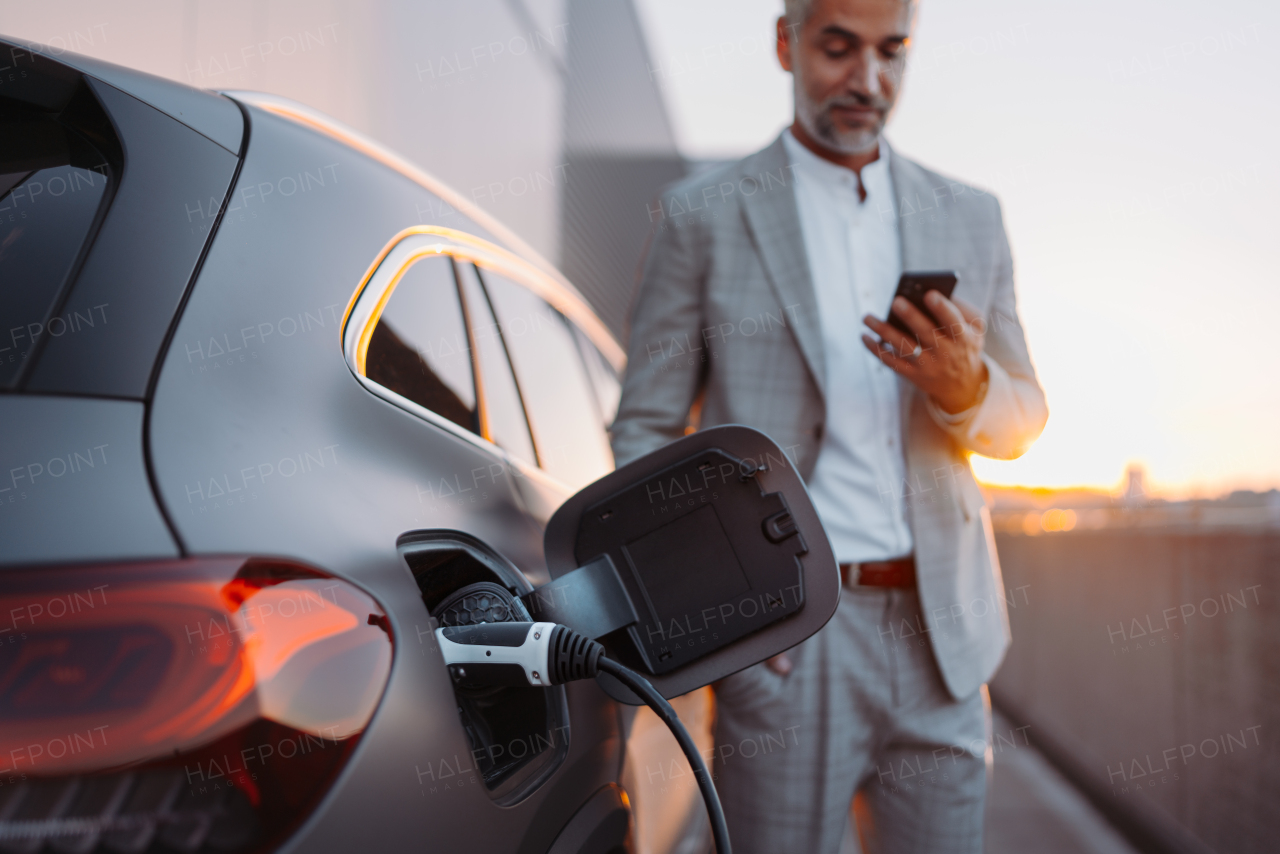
777, 0, 913, 155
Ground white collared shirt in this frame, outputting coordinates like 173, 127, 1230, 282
782, 129, 912, 563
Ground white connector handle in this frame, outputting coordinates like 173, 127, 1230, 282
435, 621, 558, 687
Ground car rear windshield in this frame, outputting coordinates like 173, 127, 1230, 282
0, 108, 113, 387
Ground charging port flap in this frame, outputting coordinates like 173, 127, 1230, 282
520, 554, 638, 640
543, 425, 840, 703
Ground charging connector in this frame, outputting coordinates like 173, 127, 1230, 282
436, 622, 732, 854
436, 621, 603, 687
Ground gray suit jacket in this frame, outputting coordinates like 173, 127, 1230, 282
611, 135, 1048, 699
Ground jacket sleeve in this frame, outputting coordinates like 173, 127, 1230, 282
610, 202, 709, 467
923, 199, 1048, 460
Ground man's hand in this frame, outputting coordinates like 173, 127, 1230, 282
861, 292, 989, 414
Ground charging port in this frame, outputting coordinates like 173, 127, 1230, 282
398, 531, 570, 805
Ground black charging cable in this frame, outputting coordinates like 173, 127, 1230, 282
594, 656, 731, 854
437, 622, 732, 854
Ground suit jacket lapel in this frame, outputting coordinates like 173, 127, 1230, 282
889, 144, 951, 274
739, 136, 827, 399
888, 144, 950, 432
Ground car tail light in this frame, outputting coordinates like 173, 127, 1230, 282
0, 557, 393, 853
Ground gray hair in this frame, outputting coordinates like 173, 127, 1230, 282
784, 0, 915, 27
783, 0, 814, 26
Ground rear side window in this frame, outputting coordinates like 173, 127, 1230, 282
365, 255, 478, 433
454, 260, 538, 466
0, 112, 112, 387
481, 270, 614, 490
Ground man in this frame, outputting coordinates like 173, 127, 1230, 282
611, 0, 1048, 851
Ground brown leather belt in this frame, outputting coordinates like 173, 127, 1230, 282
840, 555, 916, 589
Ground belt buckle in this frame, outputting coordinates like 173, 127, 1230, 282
840, 563, 860, 589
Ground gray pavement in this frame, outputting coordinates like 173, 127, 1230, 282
982, 712, 1138, 854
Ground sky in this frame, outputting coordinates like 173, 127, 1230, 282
632, 0, 1280, 498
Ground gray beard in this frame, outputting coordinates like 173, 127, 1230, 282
793, 75, 883, 155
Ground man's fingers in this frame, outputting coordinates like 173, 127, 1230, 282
924, 291, 967, 335
765, 652, 793, 676
863, 313, 920, 357
861, 334, 917, 373
891, 296, 939, 342
942, 297, 988, 338
952, 296, 982, 324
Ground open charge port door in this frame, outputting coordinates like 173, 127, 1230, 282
541, 425, 840, 703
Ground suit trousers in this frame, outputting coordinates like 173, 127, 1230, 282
711, 584, 991, 854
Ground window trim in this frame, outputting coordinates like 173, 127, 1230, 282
342, 229, 607, 493
449, 257, 489, 440
347, 369, 566, 496
343, 226, 623, 375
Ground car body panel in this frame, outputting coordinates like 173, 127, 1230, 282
0, 395, 177, 562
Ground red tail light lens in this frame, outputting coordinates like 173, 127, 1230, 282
0, 557, 393, 853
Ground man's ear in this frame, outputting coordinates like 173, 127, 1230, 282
776, 16, 795, 72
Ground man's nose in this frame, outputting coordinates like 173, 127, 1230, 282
848, 47, 884, 98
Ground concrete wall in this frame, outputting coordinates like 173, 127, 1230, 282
2, 0, 683, 339
559, 0, 685, 340
990, 529, 1280, 853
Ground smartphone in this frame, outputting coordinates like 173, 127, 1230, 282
886, 271, 958, 342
